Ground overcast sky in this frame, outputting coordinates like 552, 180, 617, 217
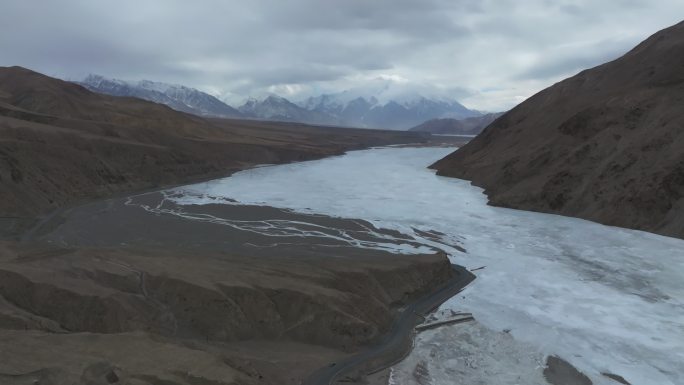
2, 1, 683, 110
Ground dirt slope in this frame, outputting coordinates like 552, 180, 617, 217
431, 21, 684, 239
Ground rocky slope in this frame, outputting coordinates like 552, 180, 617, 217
410, 112, 504, 135
431, 21, 684, 239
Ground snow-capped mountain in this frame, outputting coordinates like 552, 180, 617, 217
238, 95, 335, 125
294, 77, 480, 128
300, 92, 480, 130
78, 74, 480, 129
237, 92, 481, 130
78, 75, 243, 118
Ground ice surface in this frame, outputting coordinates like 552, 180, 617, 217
169, 147, 684, 385
391, 320, 550, 385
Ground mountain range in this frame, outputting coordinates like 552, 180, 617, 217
237, 95, 334, 125
79, 75, 482, 130
78, 75, 243, 118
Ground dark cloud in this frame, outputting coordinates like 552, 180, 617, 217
1, 0, 683, 110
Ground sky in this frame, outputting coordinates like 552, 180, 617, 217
2, 1, 684, 111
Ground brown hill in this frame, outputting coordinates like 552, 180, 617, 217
409, 113, 504, 135
0, 66, 425, 230
431, 21, 684, 239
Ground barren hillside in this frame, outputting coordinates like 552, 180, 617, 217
431, 21, 684, 239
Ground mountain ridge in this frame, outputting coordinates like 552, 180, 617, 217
237, 95, 334, 125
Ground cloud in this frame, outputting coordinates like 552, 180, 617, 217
1, 0, 683, 111
514, 37, 636, 80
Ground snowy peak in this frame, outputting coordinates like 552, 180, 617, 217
296, 91, 479, 130
82, 74, 127, 89
238, 95, 333, 125
295, 76, 481, 129
136, 79, 178, 94
78, 75, 242, 118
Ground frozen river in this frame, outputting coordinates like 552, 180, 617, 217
170, 146, 684, 385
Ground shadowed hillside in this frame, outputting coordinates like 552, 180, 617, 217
431, 21, 684, 239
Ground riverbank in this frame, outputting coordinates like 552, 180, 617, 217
0, 66, 429, 239
1, 180, 465, 385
